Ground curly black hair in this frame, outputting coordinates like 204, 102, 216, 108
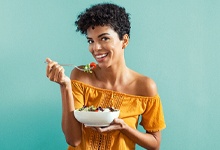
75, 3, 131, 40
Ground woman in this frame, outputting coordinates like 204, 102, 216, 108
46, 3, 166, 150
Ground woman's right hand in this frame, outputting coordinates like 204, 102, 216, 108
45, 58, 70, 86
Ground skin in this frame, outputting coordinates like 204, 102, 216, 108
46, 25, 161, 150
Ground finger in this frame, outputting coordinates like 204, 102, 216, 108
52, 65, 59, 82
96, 126, 112, 132
46, 61, 58, 77
58, 67, 65, 81
45, 57, 52, 63
48, 69, 56, 81
95, 127, 102, 132
45, 58, 52, 77
88, 127, 97, 131
49, 63, 60, 81
54, 65, 63, 82
111, 118, 121, 124
47, 64, 56, 80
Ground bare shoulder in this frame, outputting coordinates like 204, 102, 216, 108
70, 66, 95, 83
132, 71, 158, 97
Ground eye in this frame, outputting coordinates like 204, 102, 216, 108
101, 37, 109, 41
87, 39, 93, 44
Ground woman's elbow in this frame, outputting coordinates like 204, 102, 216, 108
66, 138, 81, 147
150, 139, 161, 150
149, 145, 160, 150
145, 142, 160, 150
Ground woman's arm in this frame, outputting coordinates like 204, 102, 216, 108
60, 83, 82, 147
121, 122, 161, 150
96, 119, 161, 150
46, 58, 82, 147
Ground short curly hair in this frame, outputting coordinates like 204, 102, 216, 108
75, 3, 131, 40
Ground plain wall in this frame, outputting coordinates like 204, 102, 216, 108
1, 0, 220, 149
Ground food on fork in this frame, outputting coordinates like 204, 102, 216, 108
83, 62, 97, 73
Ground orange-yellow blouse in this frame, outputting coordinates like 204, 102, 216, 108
68, 80, 166, 150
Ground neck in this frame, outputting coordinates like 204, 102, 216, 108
97, 61, 129, 87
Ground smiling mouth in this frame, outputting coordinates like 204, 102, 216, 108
95, 53, 108, 59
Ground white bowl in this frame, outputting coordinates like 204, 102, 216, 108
74, 110, 120, 127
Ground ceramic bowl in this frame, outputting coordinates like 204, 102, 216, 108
74, 110, 120, 127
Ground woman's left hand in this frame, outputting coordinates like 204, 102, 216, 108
91, 118, 127, 133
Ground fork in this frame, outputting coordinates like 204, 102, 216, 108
59, 64, 85, 71
45, 62, 91, 72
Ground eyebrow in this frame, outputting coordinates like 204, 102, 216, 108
87, 33, 110, 39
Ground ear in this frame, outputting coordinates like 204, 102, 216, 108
122, 34, 129, 49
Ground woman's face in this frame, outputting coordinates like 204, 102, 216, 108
86, 26, 125, 68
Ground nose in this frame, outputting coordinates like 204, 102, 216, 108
92, 42, 101, 52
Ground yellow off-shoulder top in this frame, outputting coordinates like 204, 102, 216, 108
68, 80, 166, 150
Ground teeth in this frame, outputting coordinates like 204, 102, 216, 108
96, 53, 107, 58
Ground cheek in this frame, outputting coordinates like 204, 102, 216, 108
108, 40, 120, 49
112, 41, 123, 49
106, 44, 114, 50
88, 45, 93, 53
100, 43, 112, 50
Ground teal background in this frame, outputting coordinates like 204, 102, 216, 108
1, 0, 220, 149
